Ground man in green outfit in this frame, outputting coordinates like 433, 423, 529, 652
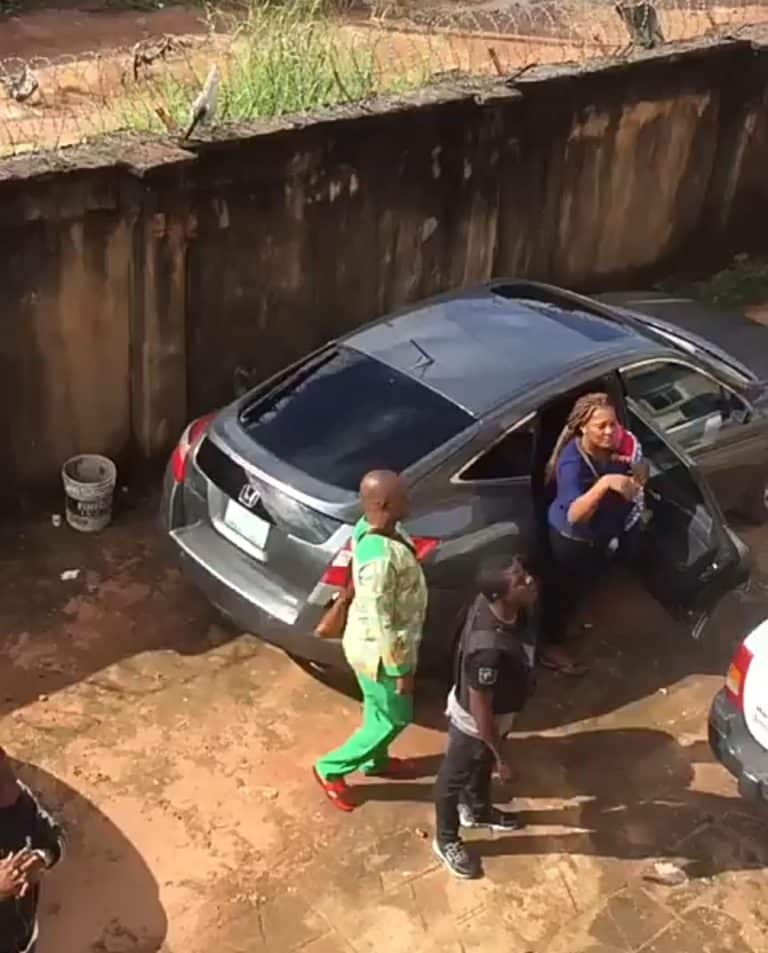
313, 470, 429, 812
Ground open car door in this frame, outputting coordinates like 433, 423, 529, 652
627, 400, 751, 638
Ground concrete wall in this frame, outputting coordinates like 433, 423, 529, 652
1, 35, 767, 502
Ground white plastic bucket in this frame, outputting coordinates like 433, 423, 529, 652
61, 454, 117, 533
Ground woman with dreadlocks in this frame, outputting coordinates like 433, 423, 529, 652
540, 393, 646, 674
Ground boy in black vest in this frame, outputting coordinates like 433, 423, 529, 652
433, 559, 538, 879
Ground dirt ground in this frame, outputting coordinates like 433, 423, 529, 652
1, 496, 767, 953
0, 2, 208, 60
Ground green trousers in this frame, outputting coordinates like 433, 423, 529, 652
316, 670, 413, 780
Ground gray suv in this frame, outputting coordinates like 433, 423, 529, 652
161, 281, 764, 673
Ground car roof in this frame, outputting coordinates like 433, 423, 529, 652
345, 281, 666, 416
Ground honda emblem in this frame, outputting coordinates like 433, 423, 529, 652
238, 484, 260, 509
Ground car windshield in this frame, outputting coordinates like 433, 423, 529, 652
239, 346, 473, 491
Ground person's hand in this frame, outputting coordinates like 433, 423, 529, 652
631, 460, 650, 486
0, 852, 25, 899
495, 758, 513, 784
395, 674, 415, 696
600, 474, 638, 501
13, 850, 47, 895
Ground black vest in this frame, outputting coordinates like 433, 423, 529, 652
455, 596, 536, 714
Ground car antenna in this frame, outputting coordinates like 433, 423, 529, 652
409, 339, 434, 372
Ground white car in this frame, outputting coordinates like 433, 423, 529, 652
709, 619, 768, 802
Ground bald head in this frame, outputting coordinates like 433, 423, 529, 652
360, 470, 410, 529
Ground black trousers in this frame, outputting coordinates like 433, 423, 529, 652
540, 528, 604, 646
540, 523, 645, 646
434, 725, 495, 845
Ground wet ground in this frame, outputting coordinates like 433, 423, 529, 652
1, 497, 767, 952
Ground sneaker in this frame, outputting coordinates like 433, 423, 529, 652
459, 804, 525, 832
432, 838, 482, 879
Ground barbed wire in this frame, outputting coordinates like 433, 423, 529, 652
1, 0, 766, 159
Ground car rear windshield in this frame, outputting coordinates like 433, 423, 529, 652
239, 347, 473, 491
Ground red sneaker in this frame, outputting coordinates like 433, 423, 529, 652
363, 757, 418, 780
313, 767, 356, 812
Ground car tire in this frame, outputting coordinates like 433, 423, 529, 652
743, 474, 768, 525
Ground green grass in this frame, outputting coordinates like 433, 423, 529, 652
116, 0, 432, 135
662, 254, 768, 309
222, 6, 378, 118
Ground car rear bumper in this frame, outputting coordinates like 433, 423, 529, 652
708, 689, 768, 803
161, 472, 345, 668
161, 467, 462, 676
174, 524, 346, 667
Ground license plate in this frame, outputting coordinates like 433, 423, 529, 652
224, 501, 270, 549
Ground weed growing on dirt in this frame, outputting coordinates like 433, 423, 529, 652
117, 0, 433, 135
223, 1, 378, 118
663, 254, 768, 309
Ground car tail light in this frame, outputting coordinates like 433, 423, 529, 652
171, 413, 216, 484
320, 536, 439, 588
412, 537, 439, 561
725, 642, 754, 710
322, 541, 353, 588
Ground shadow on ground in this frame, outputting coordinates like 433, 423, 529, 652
10, 756, 167, 953
0, 498, 226, 718
297, 555, 768, 733
1, 501, 767, 735
349, 726, 768, 878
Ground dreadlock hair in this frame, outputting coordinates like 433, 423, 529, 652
545, 392, 615, 483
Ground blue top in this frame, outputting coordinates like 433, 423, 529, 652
548, 439, 633, 543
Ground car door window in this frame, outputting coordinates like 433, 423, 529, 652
622, 360, 750, 455
627, 404, 745, 625
458, 416, 535, 482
